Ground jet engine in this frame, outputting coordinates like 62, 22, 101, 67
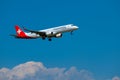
55, 33, 62, 38
46, 32, 62, 38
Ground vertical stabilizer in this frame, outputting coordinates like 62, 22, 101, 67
15, 25, 26, 37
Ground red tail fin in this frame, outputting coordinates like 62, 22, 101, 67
15, 25, 26, 37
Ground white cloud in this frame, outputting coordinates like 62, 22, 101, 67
112, 76, 120, 80
106, 76, 120, 80
0, 61, 95, 80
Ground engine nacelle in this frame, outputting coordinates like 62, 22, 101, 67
55, 33, 62, 38
46, 32, 62, 38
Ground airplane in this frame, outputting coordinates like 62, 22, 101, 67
11, 24, 79, 41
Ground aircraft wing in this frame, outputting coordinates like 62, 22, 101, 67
23, 27, 46, 37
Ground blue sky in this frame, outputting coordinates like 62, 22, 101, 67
0, 0, 120, 80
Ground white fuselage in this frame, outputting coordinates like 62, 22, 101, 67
25, 24, 78, 38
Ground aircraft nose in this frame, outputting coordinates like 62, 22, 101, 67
74, 26, 79, 29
